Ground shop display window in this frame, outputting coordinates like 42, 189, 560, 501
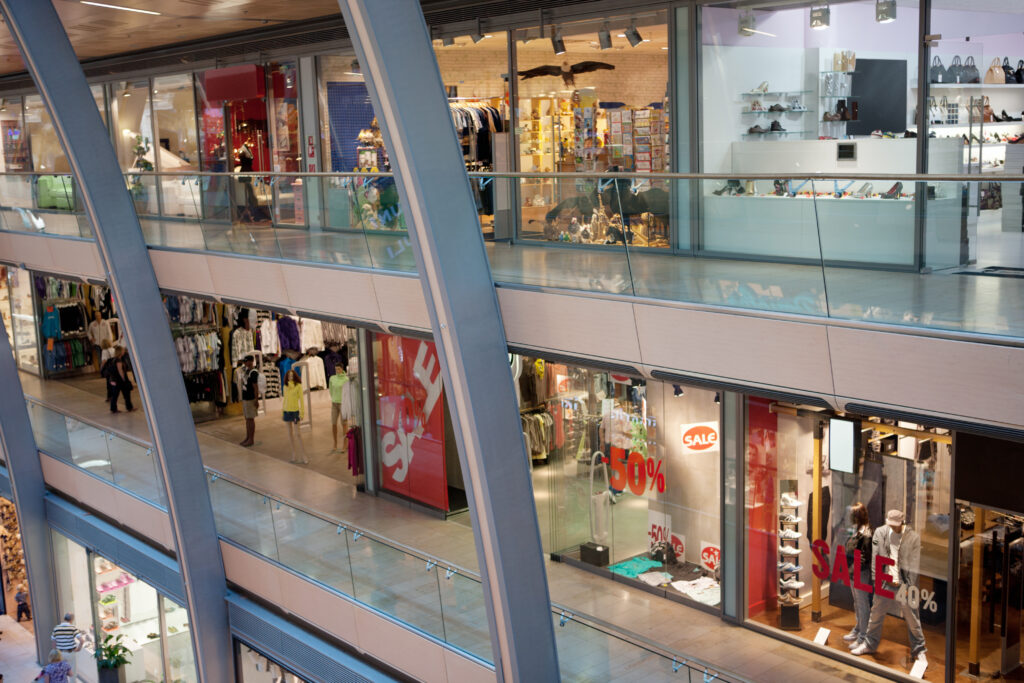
372, 333, 466, 514
153, 73, 201, 219
745, 397, 950, 680
522, 354, 721, 608
238, 642, 311, 682
8, 266, 39, 374
266, 60, 303, 225
515, 12, 670, 247
0, 96, 32, 210
50, 530, 198, 683
111, 79, 158, 216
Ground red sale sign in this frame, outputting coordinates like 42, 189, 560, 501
681, 422, 720, 453
701, 542, 721, 571
377, 334, 448, 511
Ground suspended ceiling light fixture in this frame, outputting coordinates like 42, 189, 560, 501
471, 19, 486, 43
876, 0, 897, 24
551, 27, 566, 55
598, 23, 612, 50
625, 22, 643, 48
810, 3, 830, 31
344, 59, 362, 77
738, 10, 776, 38
714, 392, 721, 405
442, 35, 455, 47
81, 1, 160, 15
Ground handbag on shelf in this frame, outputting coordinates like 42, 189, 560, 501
983, 97, 995, 123
944, 96, 959, 125
962, 56, 981, 84
1002, 57, 1016, 82
985, 58, 1007, 84
929, 56, 947, 84
928, 97, 944, 125
1015, 60, 1024, 84
947, 55, 963, 83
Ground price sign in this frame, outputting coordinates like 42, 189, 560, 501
648, 510, 671, 551
701, 542, 721, 571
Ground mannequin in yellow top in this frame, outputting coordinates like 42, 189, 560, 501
281, 369, 308, 464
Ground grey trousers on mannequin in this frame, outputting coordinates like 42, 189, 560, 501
862, 593, 926, 655
851, 587, 871, 640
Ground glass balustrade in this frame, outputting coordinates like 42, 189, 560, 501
1, 171, 1021, 339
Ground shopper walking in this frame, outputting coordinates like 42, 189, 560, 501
36, 650, 72, 683
87, 311, 114, 372
14, 584, 30, 622
108, 346, 134, 413
851, 510, 926, 665
842, 503, 872, 649
282, 369, 308, 464
50, 613, 82, 678
239, 354, 260, 447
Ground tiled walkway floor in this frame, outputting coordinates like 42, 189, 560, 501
19, 372, 898, 682
0, 615, 41, 681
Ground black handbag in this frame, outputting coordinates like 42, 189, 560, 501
962, 56, 980, 84
1016, 60, 1024, 84
1003, 57, 1016, 81
947, 55, 963, 83
929, 56, 947, 84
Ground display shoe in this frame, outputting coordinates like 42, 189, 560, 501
842, 631, 860, 642
777, 561, 802, 572
850, 643, 876, 656
778, 593, 801, 606
779, 578, 805, 590
773, 179, 788, 196
882, 181, 904, 199
778, 529, 803, 540
848, 638, 865, 650
769, 120, 786, 132
750, 81, 769, 94
747, 124, 768, 134
768, 103, 787, 112
779, 544, 801, 556
1001, 109, 1014, 121
750, 100, 764, 112
789, 98, 806, 111
779, 513, 803, 524
971, 134, 981, 144
903, 129, 918, 138
962, 134, 970, 144
780, 493, 803, 507
853, 182, 873, 197
870, 129, 884, 138
823, 111, 839, 122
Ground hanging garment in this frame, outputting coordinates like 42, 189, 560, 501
276, 316, 301, 352
346, 426, 363, 475
231, 326, 255, 364
341, 375, 361, 422
299, 317, 324, 352
260, 318, 280, 356
302, 355, 327, 390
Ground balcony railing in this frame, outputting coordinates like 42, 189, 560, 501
3, 170, 1022, 341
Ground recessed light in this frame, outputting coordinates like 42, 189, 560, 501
81, 1, 160, 15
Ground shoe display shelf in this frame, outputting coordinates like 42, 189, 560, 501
778, 494, 802, 631
819, 70, 859, 136
742, 90, 813, 140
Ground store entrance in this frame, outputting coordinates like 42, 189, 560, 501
954, 504, 1024, 680
0, 496, 33, 633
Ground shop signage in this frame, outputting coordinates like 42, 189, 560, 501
809, 541, 939, 613
648, 510, 670, 551
681, 422, 719, 453
701, 542, 721, 571
609, 446, 666, 495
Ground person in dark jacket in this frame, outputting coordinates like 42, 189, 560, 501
108, 347, 134, 413
843, 502, 873, 648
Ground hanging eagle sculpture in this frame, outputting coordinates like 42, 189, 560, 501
518, 60, 615, 87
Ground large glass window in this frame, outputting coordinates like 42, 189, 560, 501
153, 73, 201, 219
111, 79, 157, 216
745, 398, 951, 679
51, 531, 99, 683
515, 12, 670, 247
523, 354, 722, 609
267, 60, 302, 225
237, 642, 310, 682
0, 97, 32, 209
8, 265, 38, 374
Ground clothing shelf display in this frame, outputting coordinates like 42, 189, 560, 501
298, 317, 324, 353
173, 329, 222, 374
165, 295, 216, 325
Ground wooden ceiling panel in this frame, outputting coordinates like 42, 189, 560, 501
0, 0, 341, 75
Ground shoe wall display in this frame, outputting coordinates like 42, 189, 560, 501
777, 486, 803, 631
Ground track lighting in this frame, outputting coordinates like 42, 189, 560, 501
551, 28, 565, 55
739, 10, 756, 36
598, 24, 612, 50
624, 23, 643, 48
876, 0, 896, 24
442, 35, 454, 47
673, 385, 685, 398
810, 3, 830, 31
471, 33, 485, 43
714, 392, 721, 405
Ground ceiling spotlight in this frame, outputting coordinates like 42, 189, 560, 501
876, 0, 896, 23
123, 90, 131, 97
0, 99, 6, 113
673, 384, 685, 398
625, 23, 643, 48
739, 10, 756, 36
442, 35, 454, 47
598, 24, 612, 50
714, 392, 721, 405
471, 33, 485, 43
810, 4, 830, 31
471, 19, 486, 43
551, 28, 565, 55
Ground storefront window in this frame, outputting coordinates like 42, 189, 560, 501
0, 97, 32, 209
153, 73, 201, 218
745, 397, 950, 678
372, 333, 466, 514
522, 354, 721, 608
238, 642, 310, 682
51, 530, 198, 683
111, 79, 158, 216
515, 12, 670, 247
267, 60, 303, 225
8, 266, 39, 374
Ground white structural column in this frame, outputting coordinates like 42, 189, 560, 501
335, 1, 560, 680
0, 2, 233, 680
0, 319, 58, 663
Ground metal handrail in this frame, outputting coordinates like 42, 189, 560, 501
2, 169, 1023, 182
24, 394, 152, 449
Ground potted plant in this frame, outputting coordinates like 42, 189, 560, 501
95, 633, 131, 683
128, 134, 154, 211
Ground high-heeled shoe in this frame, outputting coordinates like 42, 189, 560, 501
853, 183, 873, 198
882, 182, 903, 199
750, 81, 769, 94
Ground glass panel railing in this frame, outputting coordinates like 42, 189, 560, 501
3, 170, 1022, 341
25, 398, 165, 509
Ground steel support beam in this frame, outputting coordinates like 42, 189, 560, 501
0, 318, 57, 664
335, 2, 559, 680
0, 2, 233, 680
